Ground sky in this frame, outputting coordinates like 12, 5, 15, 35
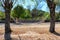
12, 0, 49, 11
0, 0, 60, 12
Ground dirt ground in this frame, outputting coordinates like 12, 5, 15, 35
0, 22, 60, 40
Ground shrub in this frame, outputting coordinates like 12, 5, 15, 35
0, 11, 5, 20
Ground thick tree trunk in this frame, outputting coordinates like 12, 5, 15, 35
5, 9, 11, 33
4, 9, 12, 40
49, 4, 56, 33
4, 0, 12, 34
3, 0, 12, 40
46, 0, 56, 33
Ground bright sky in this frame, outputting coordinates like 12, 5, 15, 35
0, 0, 60, 12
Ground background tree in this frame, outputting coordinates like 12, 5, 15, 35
23, 9, 31, 19
11, 5, 25, 24
31, 8, 38, 19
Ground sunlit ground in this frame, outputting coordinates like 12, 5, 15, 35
0, 22, 60, 40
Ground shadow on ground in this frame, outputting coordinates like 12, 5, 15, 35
53, 31, 60, 36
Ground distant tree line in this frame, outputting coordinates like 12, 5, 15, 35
0, 5, 60, 22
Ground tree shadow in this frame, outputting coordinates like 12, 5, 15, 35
52, 31, 60, 36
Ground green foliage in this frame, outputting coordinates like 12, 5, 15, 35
0, 11, 5, 20
45, 13, 50, 20
10, 5, 60, 21
42, 12, 50, 20
20, 9, 31, 19
56, 12, 60, 20
11, 5, 25, 19
58, 12, 60, 20
38, 10, 45, 17
11, 5, 31, 20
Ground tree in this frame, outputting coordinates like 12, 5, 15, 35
11, 5, 25, 24
46, 0, 56, 33
31, 8, 38, 19
0, 0, 13, 40
23, 9, 31, 19
4, 0, 12, 33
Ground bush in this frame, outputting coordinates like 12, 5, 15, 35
56, 12, 60, 20
20, 9, 32, 19
11, 5, 32, 20
42, 12, 50, 20
11, 5, 25, 19
0, 11, 5, 20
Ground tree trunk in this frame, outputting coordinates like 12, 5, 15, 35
3, 0, 13, 40
5, 9, 11, 33
5, 10, 12, 40
4, 0, 12, 34
50, 4, 56, 33
15, 18, 19, 24
46, 0, 56, 33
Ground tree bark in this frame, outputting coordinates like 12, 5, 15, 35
5, 9, 11, 33
46, 0, 56, 33
50, 4, 56, 33
3, 0, 12, 40
4, 0, 12, 33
